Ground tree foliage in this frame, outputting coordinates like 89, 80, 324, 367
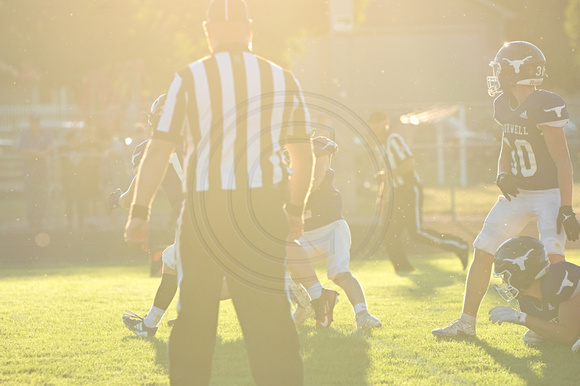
0, 0, 333, 99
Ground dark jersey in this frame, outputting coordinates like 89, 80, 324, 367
494, 90, 569, 190
518, 262, 580, 323
132, 139, 184, 212
304, 169, 343, 232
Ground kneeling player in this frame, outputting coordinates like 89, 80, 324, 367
488, 236, 580, 352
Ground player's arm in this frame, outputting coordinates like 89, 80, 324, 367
124, 138, 175, 250
540, 124, 573, 206
525, 293, 580, 345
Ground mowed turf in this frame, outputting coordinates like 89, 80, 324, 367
1, 252, 580, 385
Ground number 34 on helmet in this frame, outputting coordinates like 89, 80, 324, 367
487, 41, 547, 97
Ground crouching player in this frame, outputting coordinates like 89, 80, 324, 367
287, 136, 381, 330
488, 236, 580, 352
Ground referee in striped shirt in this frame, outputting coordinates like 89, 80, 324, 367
124, 1, 313, 384
369, 111, 469, 273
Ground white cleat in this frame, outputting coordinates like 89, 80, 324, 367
522, 330, 544, 347
356, 311, 382, 331
432, 318, 475, 338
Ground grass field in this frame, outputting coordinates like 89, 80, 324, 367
2, 252, 580, 385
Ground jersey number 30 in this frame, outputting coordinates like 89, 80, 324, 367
510, 139, 537, 177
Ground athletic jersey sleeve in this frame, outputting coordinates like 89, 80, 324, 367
153, 71, 187, 145
534, 91, 569, 128
543, 262, 580, 308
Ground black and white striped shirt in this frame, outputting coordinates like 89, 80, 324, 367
385, 133, 420, 187
153, 44, 311, 192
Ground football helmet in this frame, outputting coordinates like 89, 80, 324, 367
147, 94, 167, 128
487, 41, 546, 97
493, 236, 550, 302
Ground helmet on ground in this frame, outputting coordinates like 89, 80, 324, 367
493, 236, 550, 301
487, 41, 546, 97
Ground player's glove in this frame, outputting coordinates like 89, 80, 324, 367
557, 205, 580, 242
488, 306, 527, 325
108, 188, 123, 212
496, 172, 519, 201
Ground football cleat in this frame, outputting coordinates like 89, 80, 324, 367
355, 311, 382, 331
522, 329, 544, 347
293, 304, 315, 325
572, 338, 580, 354
167, 318, 177, 327
311, 289, 339, 329
432, 318, 475, 338
122, 310, 158, 337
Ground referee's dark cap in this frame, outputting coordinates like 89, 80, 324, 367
206, 0, 250, 23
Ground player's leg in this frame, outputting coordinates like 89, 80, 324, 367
326, 220, 381, 330
534, 188, 566, 264
143, 264, 177, 325
433, 194, 532, 337
294, 226, 339, 328
123, 245, 179, 336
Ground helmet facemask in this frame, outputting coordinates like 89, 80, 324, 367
487, 61, 502, 97
493, 270, 520, 302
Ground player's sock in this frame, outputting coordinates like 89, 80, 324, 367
143, 305, 166, 328
460, 312, 476, 325
353, 303, 368, 315
306, 283, 323, 300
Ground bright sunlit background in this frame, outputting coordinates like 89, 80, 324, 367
1, 0, 580, 247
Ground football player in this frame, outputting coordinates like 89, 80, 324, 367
488, 236, 580, 352
433, 41, 580, 338
110, 95, 229, 337
287, 136, 382, 330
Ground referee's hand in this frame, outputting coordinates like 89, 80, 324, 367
287, 213, 304, 242
124, 218, 150, 252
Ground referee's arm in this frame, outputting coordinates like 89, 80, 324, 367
285, 140, 314, 241
124, 138, 175, 250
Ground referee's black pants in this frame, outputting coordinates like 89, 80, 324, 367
385, 183, 466, 270
169, 187, 303, 386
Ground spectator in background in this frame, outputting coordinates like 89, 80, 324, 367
19, 116, 53, 229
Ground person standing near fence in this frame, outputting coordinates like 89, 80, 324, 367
124, 1, 312, 384
433, 41, 580, 338
19, 115, 53, 229
368, 111, 469, 273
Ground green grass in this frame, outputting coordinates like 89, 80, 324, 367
2, 253, 580, 385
